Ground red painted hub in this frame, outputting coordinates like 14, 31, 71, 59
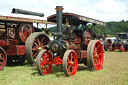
93, 41, 103, 70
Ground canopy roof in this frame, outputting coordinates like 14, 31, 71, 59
47, 13, 106, 26
0, 15, 55, 24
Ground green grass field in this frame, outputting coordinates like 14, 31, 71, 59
0, 52, 128, 85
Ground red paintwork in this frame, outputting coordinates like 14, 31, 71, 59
121, 45, 125, 52
6, 45, 16, 55
75, 50, 87, 58
66, 51, 78, 76
6, 45, 25, 55
93, 41, 103, 70
0, 15, 56, 24
0, 47, 6, 70
19, 24, 34, 42
80, 50, 87, 58
40, 51, 52, 75
0, 39, 18, 48
49, 56, 62, 65
16, 45, 25, 55
111, 44, 125, 52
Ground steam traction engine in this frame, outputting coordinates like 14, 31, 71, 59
0, 9, 54, 70
104, 33, 128, 52
25, 6, 105, 76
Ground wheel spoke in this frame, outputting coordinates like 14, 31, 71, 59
44, 65, 47, 73
71, 66, 74, 72
37, 37, 41, 45
67, 61, 71, 65
32, 47, 38, 50
96, 45, 100, 50
33, 52, 38, 58
32, 48, 36, 50
40, 59, 45, 66
67, 65, 71, 73
42, 45, 48, 48
98, 53, 102, 56
41, 65, 44, 70
41, 37, 45, 43
33, 41, 38, 46
70, 53, 73, 61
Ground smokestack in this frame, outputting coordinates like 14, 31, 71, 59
55, 6, 63, 40
12, 8, 44, 17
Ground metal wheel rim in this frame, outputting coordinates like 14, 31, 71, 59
0, 48, 7, 70
37, 50, 52, 75
63, 50, 78, 76
87, 40, 103, 71
93, 41, 103, 70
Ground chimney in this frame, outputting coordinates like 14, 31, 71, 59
55, 6, 63, 40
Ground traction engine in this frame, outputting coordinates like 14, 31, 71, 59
0, 9, 52, 70
25, 6, 105, 76
104, 33, 128, 52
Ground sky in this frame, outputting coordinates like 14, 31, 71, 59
0, 0, 128, 22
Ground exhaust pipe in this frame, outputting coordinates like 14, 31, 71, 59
12, 8, 44, 17
55, 6, 63, 40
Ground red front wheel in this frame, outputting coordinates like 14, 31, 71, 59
63, 50, 78, 77
0, 47, 7, 70
87, 40, 104, 71
36, 50, 52, 75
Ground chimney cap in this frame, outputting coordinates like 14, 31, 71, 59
55, 6, 64, 11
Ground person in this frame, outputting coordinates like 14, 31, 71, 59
123, 39, 126, 43
100, 38, 104, 49
100, 38, 105, 59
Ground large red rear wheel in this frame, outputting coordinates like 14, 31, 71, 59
25, 32, 50, 66
36, 50, 52, 75
63, 50, 78, 77
87, 40, 104, 71
0, 47, 7, 70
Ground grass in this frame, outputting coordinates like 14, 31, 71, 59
0, 52, 128, 85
